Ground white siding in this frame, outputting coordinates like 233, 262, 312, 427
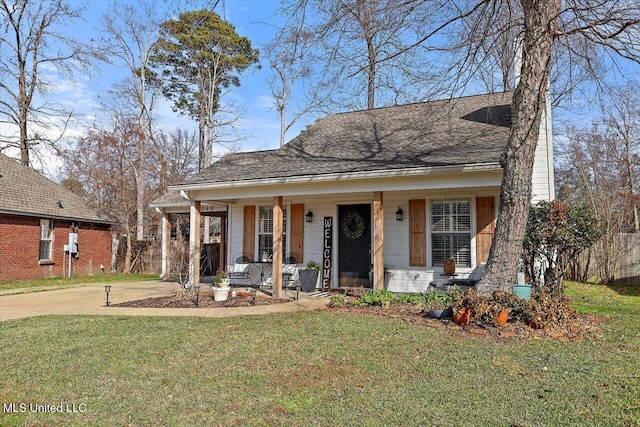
226, 188, 499, 293
531, 96, 555, 203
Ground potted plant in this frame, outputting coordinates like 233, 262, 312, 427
489, 291, 512, 327
425, 290, 453, 319
451, 288, 475, 325
300, 260, 321, 292
211, 270, 231, 302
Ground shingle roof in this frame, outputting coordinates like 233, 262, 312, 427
0, 153, 114, 224
179, 92, 512, 187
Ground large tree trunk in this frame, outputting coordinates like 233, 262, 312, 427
136, 124, 145, 241
476, 0, 560, 296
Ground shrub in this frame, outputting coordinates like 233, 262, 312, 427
398, 293, 427, 305
524, 201, 601, 296
328, 294, 350, 307
358, 289, 397, 306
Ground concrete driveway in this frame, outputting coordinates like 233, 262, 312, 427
0, 280, 329, 321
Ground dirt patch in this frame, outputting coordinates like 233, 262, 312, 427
112, 290, 291, 309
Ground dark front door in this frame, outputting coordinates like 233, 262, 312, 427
338, 204, 372, 287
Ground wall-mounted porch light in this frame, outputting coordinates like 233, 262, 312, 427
396, 207, 404, 221
305, 210, 314, 223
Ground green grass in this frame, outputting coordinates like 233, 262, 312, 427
0, 273, 158, 295
1, 283, 638, 426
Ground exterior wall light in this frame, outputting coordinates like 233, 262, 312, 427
396, 207, 404, 221
305, 210, 313, 223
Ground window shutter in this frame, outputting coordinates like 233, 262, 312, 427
290, 204, 304, 262
476, 197, 495, 264
243, 206, 255, 260
409, 199, 426, 266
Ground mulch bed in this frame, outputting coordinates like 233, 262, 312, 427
112, 290, 291, 309
326, 303, 601, 342
111, 290, 599, 341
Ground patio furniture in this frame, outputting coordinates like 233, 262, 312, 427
282, 254, 299, 290
228, 253, 252, 287
430, 263, 486, 290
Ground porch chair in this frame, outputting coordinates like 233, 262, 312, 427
282, 254, 300, 290
228, 253, 252, 288
429, 263, 486, 290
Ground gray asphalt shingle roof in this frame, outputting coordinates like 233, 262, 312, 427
0, 153, 114, 223
179, 91, 512, 187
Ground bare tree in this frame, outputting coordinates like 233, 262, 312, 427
101, 1, 167, 241
0, 0, 101, 167
599, 82, 640, 233
64, 115, 140, 272
150, 128, 199, 192
276, 0, 439, 112
557, 81, 640, 283
264, 15, 323, 147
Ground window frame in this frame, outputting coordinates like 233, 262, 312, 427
257, 205, 289, 261
429, 199, 472, 268
39, 219, 54, 262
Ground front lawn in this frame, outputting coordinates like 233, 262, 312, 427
0, 273, 158, 294
0, 283, 638, 426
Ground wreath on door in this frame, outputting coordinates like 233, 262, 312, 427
342, 211, 366, 240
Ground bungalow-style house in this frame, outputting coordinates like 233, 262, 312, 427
151, 91, 554, 296
0, 153, 114, 281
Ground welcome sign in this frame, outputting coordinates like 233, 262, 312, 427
322, 217, 332, 291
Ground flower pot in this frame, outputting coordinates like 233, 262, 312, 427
494, 309, 509, 327
513, 284, 532, 300
529, 320, 544, 330
212, 286, 231, 302
429, 307, 453, 319
299, 270, 319, 292
453, 307, 471, 325
444, 259, 456, 275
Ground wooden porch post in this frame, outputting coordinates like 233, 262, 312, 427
373, 191, 384, 290
160, 211, 171, 280
273, 196, 283, 298
219, 214, 226, 273
189, 201, 201, 288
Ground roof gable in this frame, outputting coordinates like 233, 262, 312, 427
0, 154, 113, 224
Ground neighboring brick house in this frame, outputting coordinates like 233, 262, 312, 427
0, 153, 114, 281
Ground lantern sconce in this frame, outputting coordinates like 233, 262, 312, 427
396, 207, 404, 221
305, 210, 314, 223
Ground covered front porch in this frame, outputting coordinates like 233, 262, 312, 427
152, 169, 500, 298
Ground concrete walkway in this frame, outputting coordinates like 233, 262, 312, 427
0, 280, 329, 321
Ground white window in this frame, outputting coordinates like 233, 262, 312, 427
431, 200, 471, 268
39, 219, 54, 261
258, 206, 288, 260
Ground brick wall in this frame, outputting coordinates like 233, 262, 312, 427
0, 214, 112, 282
